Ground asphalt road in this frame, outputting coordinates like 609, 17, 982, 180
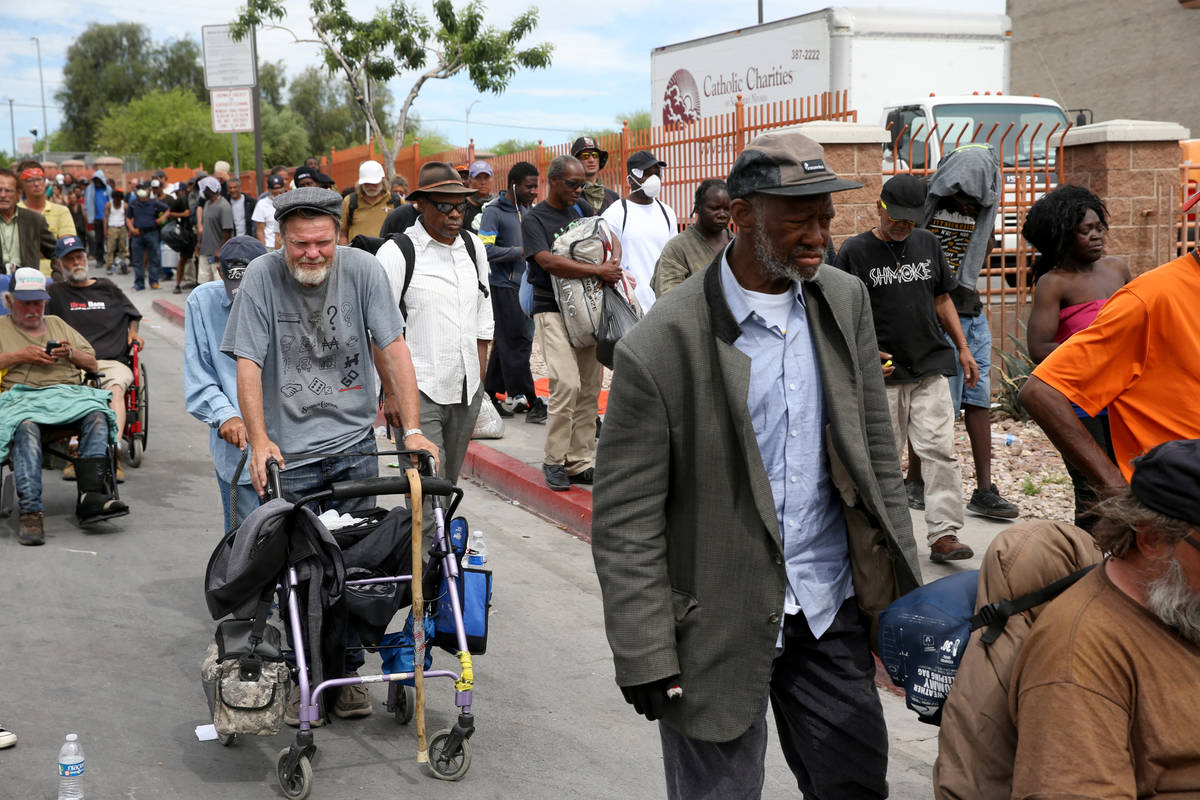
0, 269, 938, 799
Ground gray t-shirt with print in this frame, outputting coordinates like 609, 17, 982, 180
221, 246, 405, 462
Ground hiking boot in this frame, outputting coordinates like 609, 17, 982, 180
115, 461, 126, 484
525, 399, 547, 425
568, 468, 594, 485
543, 463, 570, 491
17, 512, 44, 546
62, 462, 76, 481
0, 723, 16, 749
490, 397, 514, 418
904, 479, 924, 511
929, 534, 973, 563
285, 685, 325, 728
332, 674, 373, 719
509, 395, 530, 414
967, 483, 1020, 520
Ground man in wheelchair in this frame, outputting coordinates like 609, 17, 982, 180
0, 267, 128, 545
46, 234, 145, 481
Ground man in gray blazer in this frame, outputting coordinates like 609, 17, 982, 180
592, 131, 922, 799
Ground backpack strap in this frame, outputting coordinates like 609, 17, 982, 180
458, 230, 489, 299
347, 192, 359, 229
395, 232, 416, 318
657, 199, 672, 232
969, 564, 1096, 645
621, 198, 627, 232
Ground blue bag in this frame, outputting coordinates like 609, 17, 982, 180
379, 612, 436, 686
518, 268, 535, 317
433, 567, 492, 655
877, 570, 978, 725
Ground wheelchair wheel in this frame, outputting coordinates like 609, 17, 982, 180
128, 361, 148, 467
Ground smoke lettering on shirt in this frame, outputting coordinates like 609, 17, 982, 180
868, 259, 933, 287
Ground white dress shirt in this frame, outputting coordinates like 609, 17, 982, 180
376, 219, 494, 406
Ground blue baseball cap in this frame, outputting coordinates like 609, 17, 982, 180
54, 235, 87, 260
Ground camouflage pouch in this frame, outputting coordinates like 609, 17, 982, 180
201, 621, 291, 737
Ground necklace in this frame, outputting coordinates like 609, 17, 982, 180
874, 227, 908, 268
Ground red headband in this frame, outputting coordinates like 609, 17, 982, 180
21, 168, 45, 181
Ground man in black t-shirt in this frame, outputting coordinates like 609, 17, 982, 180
520, 154, 623, 491
47, 235, 144, 464
835, 175, 977, 563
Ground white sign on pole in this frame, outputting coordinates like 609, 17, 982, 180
202, 24, 256, 89
16, 136, 34, 156
211, 89, 255, 133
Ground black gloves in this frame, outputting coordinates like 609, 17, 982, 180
620, 675, 681, 721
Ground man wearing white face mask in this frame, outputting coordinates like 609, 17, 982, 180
601, 150, 676, 313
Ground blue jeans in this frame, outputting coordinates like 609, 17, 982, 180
130, 229, 162, 288
945, 312, 992, 411
277, 433, 378, 672
13, 411, 109, 514
216, 472, 261, 535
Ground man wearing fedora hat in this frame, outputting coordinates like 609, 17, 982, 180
592, 131, 920, 798
375, 161, 493, 506
571, 136, 619, 213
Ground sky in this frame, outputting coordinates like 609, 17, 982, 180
0, 0, 1006, 158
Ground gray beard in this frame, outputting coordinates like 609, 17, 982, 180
753, 225, 820, 283
1143, 553, 1200, 645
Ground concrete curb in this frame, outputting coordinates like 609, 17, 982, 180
153, 298, 185, 327
461, 441, 593, 542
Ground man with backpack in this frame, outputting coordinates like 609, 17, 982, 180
339, 160, 393, 244
374, 162, 493, 494
601, 150, 676, 313
522, 154, 623, 491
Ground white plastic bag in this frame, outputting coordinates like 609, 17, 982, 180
472, 397, 505, 439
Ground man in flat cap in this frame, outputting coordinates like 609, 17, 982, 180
220, 187, 436, 724
1010, 438, 1200, 797
592, 131, 920, 799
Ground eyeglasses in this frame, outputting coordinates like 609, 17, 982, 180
428, 199, 471, 215
577, 151, 600, 160
559, 179, 585, 190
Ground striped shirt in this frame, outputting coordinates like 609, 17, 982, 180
376, 219, 494, 405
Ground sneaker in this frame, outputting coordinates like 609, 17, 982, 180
284, 684, 325, 728
904, 479, 924, 511
543, 463, 570, 491
150, 282, 161, 290
17, 512, 44, 546
595, 416, 603, 439
929, 534, 973, 563
332, 674, 373, 719
509, 395, 530, 414
525, 399, 547, 425
967, 483, 1020, 520
0, 723, 15, 749
490, 397, 514, 418
568, 468, 594, 485
173, 286, 183, 294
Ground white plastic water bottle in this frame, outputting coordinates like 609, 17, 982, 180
991, 431, 1023, 456
58, 733, 85, 800
467, 530, 488, 566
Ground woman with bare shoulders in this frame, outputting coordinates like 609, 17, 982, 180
1022, 185, 1131, 531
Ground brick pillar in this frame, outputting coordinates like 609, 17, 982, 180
1062, 120, 1190, 275
790, 121, 889, 251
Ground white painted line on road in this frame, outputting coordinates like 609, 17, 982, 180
63, 548, 98, 555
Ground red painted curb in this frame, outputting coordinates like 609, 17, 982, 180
461, 441, 593, 542
153, 298, 186, 328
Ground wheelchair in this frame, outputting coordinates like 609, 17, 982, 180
123, 342, 149, 467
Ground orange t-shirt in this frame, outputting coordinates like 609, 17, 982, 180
1033, 253, 1200, 479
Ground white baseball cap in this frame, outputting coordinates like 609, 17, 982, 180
358, 160, 385, 186
10, 267, 50, 301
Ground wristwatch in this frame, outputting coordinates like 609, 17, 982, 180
402, 428, 424, 439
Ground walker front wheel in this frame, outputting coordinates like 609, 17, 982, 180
276, 747, 313, 799
426, 729, 471, 781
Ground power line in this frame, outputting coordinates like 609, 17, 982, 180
418, 117, 585, 133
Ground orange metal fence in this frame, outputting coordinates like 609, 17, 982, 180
883, 117, 1073, 355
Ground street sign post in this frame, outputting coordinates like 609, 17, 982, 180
201, 25, 256, 89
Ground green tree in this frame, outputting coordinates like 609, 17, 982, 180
230, 0, 553, 181
261, 108, 313, 167
258, 60, 288, 110
617, 109, 652, 131
55, 23, 206, 149
491, 138, 538, 156
287, 66, 392, 159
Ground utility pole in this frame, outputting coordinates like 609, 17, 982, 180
251, 26, 265, 195
4, 98, 14, 156
757, 0, 763, 24
31, 37, 48, 160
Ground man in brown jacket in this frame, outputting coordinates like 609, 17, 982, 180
593, 131, 921, 799
0, 168, 55, 273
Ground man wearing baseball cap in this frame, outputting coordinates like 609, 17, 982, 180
571, 136, 619, 213
252, 174, 288, 249
593, 131, 919, 798
463, 161, 494, 232
835, 174, 979, 563
0, 266, 129, 544
197, 176, 234, 285
47, 234, 144, 479
185, 234, 267, 532
339, 160, 392, 245
600, 150, 676, 312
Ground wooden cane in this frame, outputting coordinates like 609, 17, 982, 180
406, 467, 427, 763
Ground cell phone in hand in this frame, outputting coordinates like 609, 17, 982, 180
45, 340, 61, 355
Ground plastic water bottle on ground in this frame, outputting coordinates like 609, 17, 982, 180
991, 431, 1023, 456
58, 733, 85, 800
467, 530, 488, 567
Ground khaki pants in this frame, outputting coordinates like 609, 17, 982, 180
887, 375, 964, 543
197, 254, 219, 284
535, 311, 603, 474
106, 226, 129, 262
